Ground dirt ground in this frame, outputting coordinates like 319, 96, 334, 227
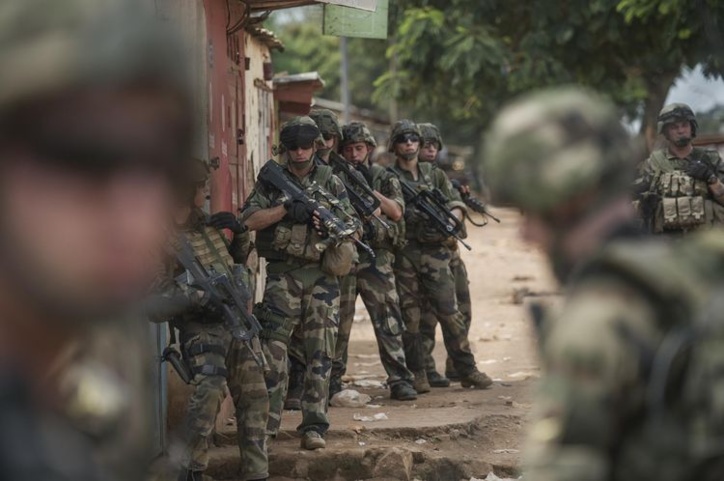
210, 209, 560, 481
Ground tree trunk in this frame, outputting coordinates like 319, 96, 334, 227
639, 70, 679, 153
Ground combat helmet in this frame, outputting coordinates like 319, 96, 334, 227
341, 122, 377, 148
278, 116, 322, 153
484, 87, 636, 216
388, 119, 422, 152
657, 103, 698, 137
419, 123, 444, 150
0, 0, 190, 114
309, 108, 343, 140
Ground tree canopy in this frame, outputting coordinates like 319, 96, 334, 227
268, 2, 723, 153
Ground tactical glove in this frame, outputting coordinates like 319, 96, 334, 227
284, 198, 314, 224
209, 212, 246, 233
685, 161, 716, 183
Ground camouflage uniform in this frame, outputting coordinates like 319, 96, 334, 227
388, 120, 492, 390
485, 87, 724, 480
286, 109, 355, 404
323, 122, 415, 397
242, 131, 358, 442
418, 123, 474, 382
156, 212, 269, 480
0, 1, 192, 480
635, 103, 724, 235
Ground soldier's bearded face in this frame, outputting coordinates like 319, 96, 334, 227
0, 89, 183, 322
342, 142, 370, 164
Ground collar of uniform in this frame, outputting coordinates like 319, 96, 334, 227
284, 159, 319, 186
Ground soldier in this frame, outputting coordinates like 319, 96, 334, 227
0, 0, 192, 480
389, 120, 493, 393
310, 108, 344, 164
151, 159, 269, 481
418, 123, 474, 387
485, 87, 724, 480
635, 103, 724, 234
334, 121, 418, 401
242, 117, 358, 450
284, 108, 354, 407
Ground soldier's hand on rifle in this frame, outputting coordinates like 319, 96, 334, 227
685, 161, 716, 183
311, 211, 327, 237
209, 212, 247, 234
284, 198, 314, 224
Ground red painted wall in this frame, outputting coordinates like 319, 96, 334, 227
203, 0, 246, 213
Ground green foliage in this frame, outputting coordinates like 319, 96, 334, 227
380, 0, 724, 148
267, 8, 388, 111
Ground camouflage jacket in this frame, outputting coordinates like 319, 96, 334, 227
148, 210, 250, 325
636, 147, 724, 232
525, 230, 724, 481
390, 161, 466, 244
242, 161, 359, 263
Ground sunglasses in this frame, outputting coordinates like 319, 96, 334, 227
394, 133, 420, 144
322, 133, 336, 141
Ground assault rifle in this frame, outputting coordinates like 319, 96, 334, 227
450, 180, 501, 226
258, 159, 375, 257
326, 152, 390, 230
176, 236, 263, 365
388, 168, 472, 251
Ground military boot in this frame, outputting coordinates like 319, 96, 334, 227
460, 370, 493, 389
412, 370, 431, 394
284, 358, 305, 411
427, 370, 451, 388
301, 430, 326, 450
390, 382, 418, 401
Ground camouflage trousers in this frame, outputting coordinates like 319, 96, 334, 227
393, 242, 477, 376
179, 323, 268, 480
329, 271, 359, 382
332, 249, 413, 387
420, 247, 472, 375
258, 260, 339, 436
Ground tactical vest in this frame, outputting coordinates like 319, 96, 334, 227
391, 162, 449, 245
256, 165, 338, 263
648, 148, 724, 233
176, 222, 235, 325
574, 233, 724, 479
364, 164, 405, 250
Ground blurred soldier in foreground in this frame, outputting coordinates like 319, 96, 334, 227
635, 103, 724, 234
389, 120, 493, 392
150, 159, 268, 481
242, 117, 358, 450
418, 123, 474, 387
485, 87, 724, 480
0, 0, 191, 479
335, 121, 417, 401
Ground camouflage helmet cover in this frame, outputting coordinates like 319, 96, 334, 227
657, 103, 698, 137
309, 108, 343, 140
388, 119, 422, 152
484, 87, 636, 215
418, 123, 444, 150
0, 0, 190, 113
341, 122, 377, 148
278, 116, 322, 153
